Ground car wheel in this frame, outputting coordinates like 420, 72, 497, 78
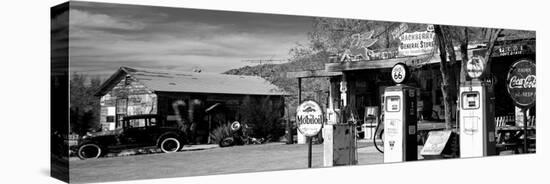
219, 137, 235, 147
160, 137, 181, 153
77, 143, 102, 160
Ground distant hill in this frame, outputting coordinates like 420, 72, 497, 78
224, 52, 332, 114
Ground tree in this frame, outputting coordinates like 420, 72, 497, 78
69, 73, 102, 135
433, 25, 459, 129
237, 96, 285, 139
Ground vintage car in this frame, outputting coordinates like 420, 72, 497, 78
77, 114, 186, 159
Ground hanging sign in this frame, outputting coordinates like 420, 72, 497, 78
426, 24, 434, 32
398, 31, 435, 56
493, 44, 534, 57
296, 100, 324, 137
391, 63, 409, 84
506, 59, 536, 107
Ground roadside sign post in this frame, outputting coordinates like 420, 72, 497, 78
506, 59, 536, 153
296, 100, 324, 168
523, 108, 529, 153
308, 137, 312, 168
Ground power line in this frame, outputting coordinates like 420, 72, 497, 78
242, 59, 288, 65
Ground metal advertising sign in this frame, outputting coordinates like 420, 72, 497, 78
493, 44, 534, 57
506, 59, 536, 107
391, 23, 408, 39
337, 30, 379, 62
398, 31, 435, 56
296, 100, 324, 137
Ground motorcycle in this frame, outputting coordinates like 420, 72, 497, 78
219, 121, 266, 147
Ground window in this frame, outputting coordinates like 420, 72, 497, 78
116, 99, 127, 114
128, 119, 146, 128
106, 116, 115, 122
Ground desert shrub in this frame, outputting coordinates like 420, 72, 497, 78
237, 96, 285, 140
209, 123, 233, 144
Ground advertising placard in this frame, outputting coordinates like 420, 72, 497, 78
398, 31, 435, 56
506, 59, 536, 107
296, 100, 324, 137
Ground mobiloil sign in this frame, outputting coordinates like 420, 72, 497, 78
296, 100, 323, 168
383, 63, 419, 163
296, 101, 324, 137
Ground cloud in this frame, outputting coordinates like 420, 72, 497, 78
67, 7, 310, 76
69, 9, 146, 30
70, 29, 302, 62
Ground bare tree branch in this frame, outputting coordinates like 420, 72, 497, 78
484, 29, 504, 75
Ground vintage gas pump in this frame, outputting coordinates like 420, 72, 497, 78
383, 63, 418, 163
459, 56, 496, 157
323, 76, 357, 166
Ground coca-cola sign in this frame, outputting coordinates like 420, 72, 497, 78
506, 59, 536, 107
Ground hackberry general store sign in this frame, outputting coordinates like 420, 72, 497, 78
398, 31, 435, 56
506, 59, 536, 107
296, 100, 323, 137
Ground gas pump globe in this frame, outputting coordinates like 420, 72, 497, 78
459, 56, 496, 157
466, 56, 485, 79
383, 63, 418, 163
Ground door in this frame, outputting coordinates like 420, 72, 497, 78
119, 118, 150, 148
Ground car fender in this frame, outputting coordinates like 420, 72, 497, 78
77, 139, 108, 154
79, 135, 117, 150
78, 140, 100, 147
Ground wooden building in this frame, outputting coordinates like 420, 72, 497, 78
95, 66, 287, 144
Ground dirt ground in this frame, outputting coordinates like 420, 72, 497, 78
69, 142, 383, 183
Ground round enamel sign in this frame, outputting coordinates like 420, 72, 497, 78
296, 100, 323, 137
466, 56, 486, 79
506, 59, 536, 107
391, 63, 408, 84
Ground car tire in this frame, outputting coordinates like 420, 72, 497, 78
159, 137, 181, 153
77, 143, 102, 160
219, 137, 235, 147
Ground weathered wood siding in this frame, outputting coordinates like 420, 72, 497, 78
99, 75, 157, 131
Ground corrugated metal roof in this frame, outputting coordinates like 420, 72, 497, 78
108, 66, 287, 96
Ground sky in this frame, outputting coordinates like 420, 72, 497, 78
66, 1, 313, 78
